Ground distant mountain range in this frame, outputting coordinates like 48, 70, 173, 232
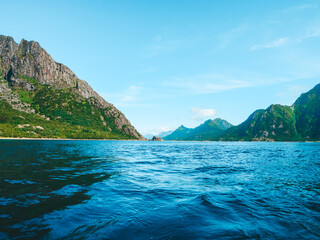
165, 83, 320, 141
144, 130, 174, 140
164, 119, 232, 141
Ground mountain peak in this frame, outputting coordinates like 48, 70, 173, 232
164, 118, 233, 141
0, 35, 144, 140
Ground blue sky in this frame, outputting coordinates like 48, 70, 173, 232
1, 0, 320, 135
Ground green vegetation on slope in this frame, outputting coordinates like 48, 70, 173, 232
164, 118, 233, 141
0, 99, 129, 139
219, 83, 320, 141
220, 105, 298, 141
163, 125, 193, 140
185, 118, 233, 140
163, 83, 320, 142
293, 83, 320, 140
0, 76, 137, 139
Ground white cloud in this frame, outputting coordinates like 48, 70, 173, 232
250, 29, 320, 51
250, 37, 288, 51
165, 71, 291, 95
144, 34, 200, 58
219, 24, 248, 48
282, 3, 318, 13
298, 29, 320, 42
140, 126, 174, 136
191, 107, 217, 117
182, 80, 252, 94
144, 35, 184, 57
100, 85, 154, 108
277, 84, 308, 97
120, 86, 140, 102
100, 84, 172, 108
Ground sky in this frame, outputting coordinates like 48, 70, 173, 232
1, 0, 320, 135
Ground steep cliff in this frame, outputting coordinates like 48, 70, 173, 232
0, 35, 144, 139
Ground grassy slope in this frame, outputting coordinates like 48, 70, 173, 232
293, 83, 320, 140
220, 83, 320, 141
164, 119, 233, 141
163, 126, 193, 140
0, 76, 136, 139
185, 119, 233, 141
220, 105, 298, 141
162, 83, 320, 142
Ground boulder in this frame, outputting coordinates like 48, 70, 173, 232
150, 136, 163, 141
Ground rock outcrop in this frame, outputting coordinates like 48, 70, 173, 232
150, 136, 164, 141
0, 35, 144, 140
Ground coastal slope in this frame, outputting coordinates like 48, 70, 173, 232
0, 35, 144, 139
219, 83, 320, 141
165, 83, 320, 141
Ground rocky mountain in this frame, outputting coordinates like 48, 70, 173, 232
0, 35, 144, 139
149, 136, 163, 141
164, 118, 233, 141
219, 83, 320, 141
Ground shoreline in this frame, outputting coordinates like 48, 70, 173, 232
0, 137, 144, 141
0, 137, 319, 142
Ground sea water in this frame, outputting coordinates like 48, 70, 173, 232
0, 140, 319, 239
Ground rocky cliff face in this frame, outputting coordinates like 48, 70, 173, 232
0, 35, 144, 140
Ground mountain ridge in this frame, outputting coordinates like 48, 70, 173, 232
164, 118, 233, 141
219, 83, 320, 141
165, 83, 320, 142
0, 35, 144, 139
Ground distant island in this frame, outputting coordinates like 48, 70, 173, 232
164, 83, 320, 142
0, 35, 144, 140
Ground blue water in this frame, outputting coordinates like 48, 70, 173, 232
0, 140, 319, 239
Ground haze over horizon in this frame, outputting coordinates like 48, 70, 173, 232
1, 0, 320, 135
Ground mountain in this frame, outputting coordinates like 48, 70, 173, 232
219, 83, 320, 141
293, 83, 320, 140
164, 118, 233, 141
220, 105, 298, 141
185, 118, 233, 140
163, 125, 193, 140
0, 35, 144, 139
157, 130, 174, 138
164, 83, 320, 142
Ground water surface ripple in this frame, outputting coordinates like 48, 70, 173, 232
0, 140, 319, 239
